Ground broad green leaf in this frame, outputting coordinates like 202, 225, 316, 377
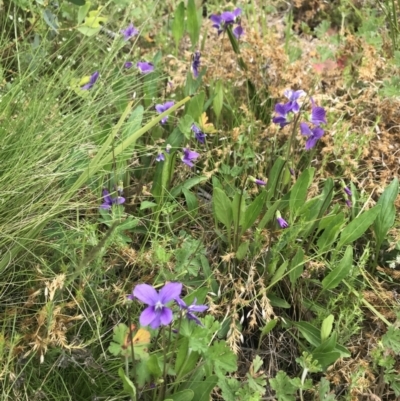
187, 91, 205, 122
292, 322, 350, 358
147, 354, 162, 378
118, 368, 136, 399
172, 2, 185, 49
260, 319, 278, 338
213, 187, 232, 229
257, 200, 281, 229
269, 261, 288, 288
187, 375, 218, 401
140, 201, 157, 210
289, 168, 314, 217
175, 338, 200, 378
289, 247, 304, 285
235, 241, 249, 261
337, 205, 381, 249
182, 188, 198, 216
168, 389, 194, 401
268, 294, 291, 308
171, 175, 208, 197
232, 191, 246, 231
42, 9, 59, 33
186, 0, 200, 47
77, 1, 90, 23
314, 332, 337, 354
322, 246, 353, 291
373, 178, 399, 249
266, 157, 286, 203
317, 213, 345, 253
213, 80, 223, 119
312, 350, 341, 369
70, 0, 86, 4
241, 190, 267, 234
321, 315, 334, 341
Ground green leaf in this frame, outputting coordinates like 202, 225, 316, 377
140, 201, 157, 210
289, 248, 304, 285
186, 0, 200, 47
187, 91, 205, 122
175, 338, 200, 377
172, 1, 185, 49
206, 341, 237, 375
231, 192, 245, 231
373, 178, 399, 249
70, 0, 86, 5
318, 378, 336, 401
268, 294, 291, 308
118, 368, 136, 399
260, 319, 278, 338
269, 371, 297, 401
168, 389, 195, 401
121, 106, 144, 143
147, 354, 162, 378
77, 1, 90, 23
382, 326, 400, 353
321, 315, 334, 341
311, 350, 341, 369
289, 168, 314, 217
314, 332, 337, 355
182, 188, 198, 216
317, 212, 345, 253
178, 114, 195, 139
269, 261, 288, 288
186, 375, 218, 401
42, 9, 59, 33
235, 241, 249, 261
213, 187, 232, 229
77, 26, 101, 36
241, 190, 267, 234
337, 205, 381, 248
322, 246, 353, 291
266, 157, 286, 203
213, 80, 224, 119
292, 322, 350, 358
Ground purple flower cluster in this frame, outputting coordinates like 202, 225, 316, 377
128, 283, 207, 329
81, 71, 99, 90
192, 51, 201, 78
210, 8, 244, 39
124, 61, 154, 74
100, 189, 125, 209
273, 90, 327, 150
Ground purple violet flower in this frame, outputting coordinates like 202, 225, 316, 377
210, 7, 242, 34
276, 211, 289, 228
277, 217, 289, 228
255, 179, 266, 186
81, 71, 99, 90
272, 103, 291, 128
176, 298, 208, 326
192, 51, 201, 78
191, 123, 206, 144
182, 148, 200, 167
137, 61, 154, 74
233, 24, 244, 39
345, 199, 352, 208
121, 23, 138, 41
100, 189, 125, 209
129, 283, 182, 329
343, 186, 352, 197
156, 153, 165, 162
124, 61, 133, 69
310, 105, 327, 126
283, 89, 306, 113
155, 101, 175, 124
300, 122, 324, 150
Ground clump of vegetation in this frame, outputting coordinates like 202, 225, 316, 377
1, 0, 400, 400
